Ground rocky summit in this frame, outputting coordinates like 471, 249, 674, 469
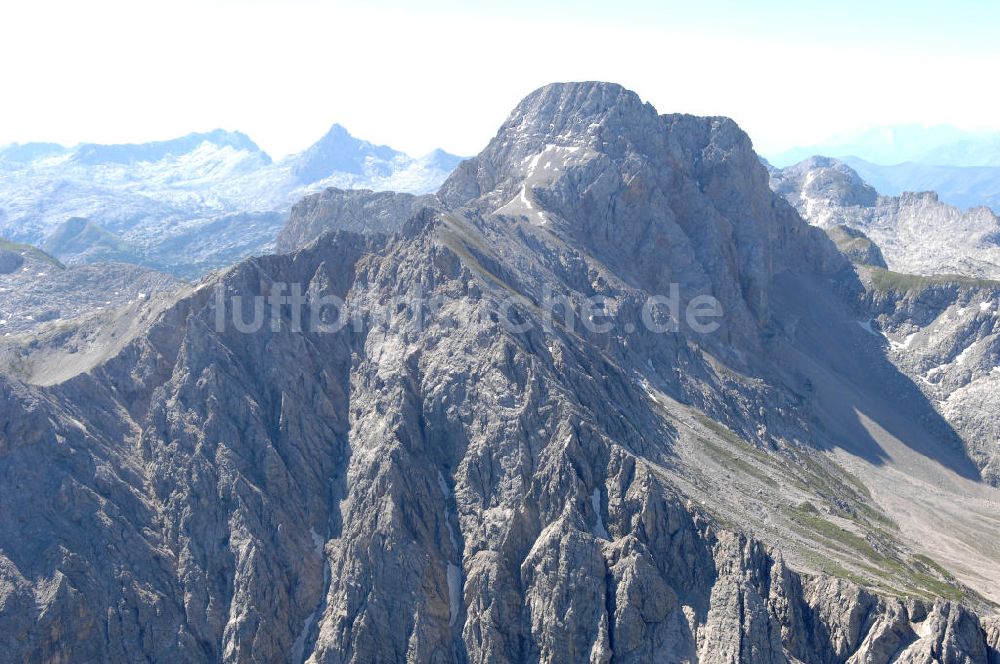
1, 82, 999, 663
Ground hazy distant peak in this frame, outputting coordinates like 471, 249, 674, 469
288, 123, 403, 184
71, 129, 270, 166
0, 142, 70, 163
416, 148, 463, 171
768, 124, 1000, 168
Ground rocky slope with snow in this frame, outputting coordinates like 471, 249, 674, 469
1, 83, 999, 663
0, 126, 460, 277
858, 269, 1000, 484
771, 156, 1000, 279
0, 238, 179, 336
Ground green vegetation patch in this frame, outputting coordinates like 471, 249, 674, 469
0, 238, 65, 269
865, 266, 1000, 293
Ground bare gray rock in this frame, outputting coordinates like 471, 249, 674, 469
275, 187, 437, 253
860, 270, 1000, 483
0, 239, 179, 336
826, 224, 888, 268
0, 82, 997, 664
771, 157, 1000, 279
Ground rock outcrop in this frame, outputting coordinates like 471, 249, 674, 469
1, 82, 998, 663
275, 188, 437, 253
771, 156, 1000, 280
825, 224, 888, 268
0, 239, 178, 336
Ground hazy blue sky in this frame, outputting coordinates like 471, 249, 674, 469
1, 0, 997, 158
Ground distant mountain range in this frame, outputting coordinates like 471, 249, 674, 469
0, 126, 462, 276
2, 82, 999, 662
766, 125, 1000, 213
770, 156, 1000, 280
767, 124, 1000, 168
839, 157, 1000, 213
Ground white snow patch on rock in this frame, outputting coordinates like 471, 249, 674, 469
591, 488, 610, 540
446, 563, 462, 627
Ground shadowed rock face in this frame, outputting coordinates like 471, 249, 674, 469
861, 273, 1000, 484
0, 248, 24, 274
1, 82, 999, 663
771, 155, 1000, 488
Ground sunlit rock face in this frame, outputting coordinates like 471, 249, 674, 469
0, 83, 998, 663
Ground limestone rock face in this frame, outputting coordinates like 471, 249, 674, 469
861, 273, 1000, 483
275, 187, 436, 253
771, 156, 1000, 280
1, 83, 998, 663
0, 239, 178, 336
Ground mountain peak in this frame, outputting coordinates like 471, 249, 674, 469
771, 157, 879, 209
289, 124, 403, 184
499, 81, 656, 146
0, 142, 70, 163
71, 129, 269, 165
320, 123, 352, 139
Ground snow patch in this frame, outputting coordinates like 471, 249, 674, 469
591, 488, 610, 540
890, 332, 918, 351
436, 471, 451, 498
446, 563, 462, 627
310, 528, 325, 555
857, 320, 879, 336
519, 186, 534, 211
956, 343, 975, 365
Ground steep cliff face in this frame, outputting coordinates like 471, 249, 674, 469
1, 82, 998, 663
275, 188, 436, 253
859, 270, 1000, 484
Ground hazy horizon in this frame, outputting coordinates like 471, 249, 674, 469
3, 0, 998, 159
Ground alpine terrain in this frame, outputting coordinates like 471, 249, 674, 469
0, 126, 460, 277
1, 82, 999, 664
770, 157, 1000, 280
767, 126, 1000, 214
